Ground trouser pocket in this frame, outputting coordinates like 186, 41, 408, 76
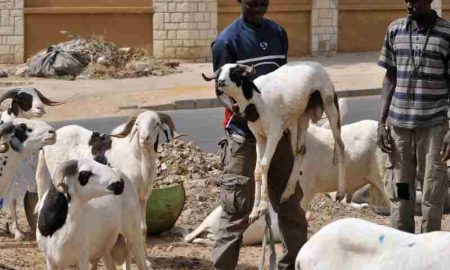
427, 164, 448, 204
216, 174, 252, 214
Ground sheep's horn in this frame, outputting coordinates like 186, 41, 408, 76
0, 88, 20, 104
157, 112, 187, 140
201, 68, 222, 82
111, 116, 137, 138
34, 88, 63, 106
0, 122, 14, 153
53, 160, 78, 194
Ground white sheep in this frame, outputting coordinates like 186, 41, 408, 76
184, 205, 281, 246
203, 62, 345, 222
0, 118, 56, 200
296, 218, 450, 270
299, 120, 389, 212
0, 87, 60, 240
36, 110, 182, 263
36, 158, 148, 270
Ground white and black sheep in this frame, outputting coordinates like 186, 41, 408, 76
36, 158, 148, 270
0, 87, 61, 240
203, 62, 345, 222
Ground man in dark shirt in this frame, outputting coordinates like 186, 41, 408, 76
211, 0, 307, 269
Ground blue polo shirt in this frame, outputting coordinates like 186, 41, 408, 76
212, 17, 288, 138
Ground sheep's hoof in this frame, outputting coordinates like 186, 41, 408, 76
257, 200, 269, 217
7, 224, 25, 241
335, 192, 345, 202
249, 207, 259, 224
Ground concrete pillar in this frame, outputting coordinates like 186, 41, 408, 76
432, 0, 442, 17
311, 0, 338, 56
0, 0, 24, 63
153, 0, 217, 62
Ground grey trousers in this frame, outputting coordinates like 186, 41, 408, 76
386, 122, 449, 233
212, 132, 307, 270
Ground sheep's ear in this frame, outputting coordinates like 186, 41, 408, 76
9, 136, 23, 153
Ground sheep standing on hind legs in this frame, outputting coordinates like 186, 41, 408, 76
203, 61, 346, 222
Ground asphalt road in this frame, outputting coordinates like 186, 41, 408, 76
52, 95, 380, 153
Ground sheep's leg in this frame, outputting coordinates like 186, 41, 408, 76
8, 199, 25, 241
322, 93, 346, 202
281, 116, 309, 203
89, 259, 99, 270
45, 259, 56, 270
139, 197, 148, 245
252, 132, 283, 223
125, 232, 150, 270
100, 253, 116, 270
249, 135, 266, 223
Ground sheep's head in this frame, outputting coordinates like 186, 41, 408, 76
112, 110, 186, 151
0, 118, 56, 154
52, 159, 124, 201
0, 87, 62, 119
202, 63, 259, 101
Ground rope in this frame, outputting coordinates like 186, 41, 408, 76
259, 211, 277, 270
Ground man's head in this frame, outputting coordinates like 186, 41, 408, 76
405, 0, 433, 20
237, 0, 269, 27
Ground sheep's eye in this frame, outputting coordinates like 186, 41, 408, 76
78, 171, 92, 186
27, 128, 32, 132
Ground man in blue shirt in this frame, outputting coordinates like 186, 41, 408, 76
211, 1, 307, 269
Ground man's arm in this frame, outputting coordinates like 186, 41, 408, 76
379, 69, 396, 125
377, 69, 396, 153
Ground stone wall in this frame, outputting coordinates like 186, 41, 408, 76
153, 0, 217, 62
311, 0, 338, 56
0, 0, 23, 64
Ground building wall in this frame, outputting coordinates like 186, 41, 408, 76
24, 0, 153, 61
0, 0, 24, 64
0, 0, 446, 64
153, 0, 217, 62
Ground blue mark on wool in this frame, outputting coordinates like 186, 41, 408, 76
0, 197, 3, 209
379, 235, 385, 244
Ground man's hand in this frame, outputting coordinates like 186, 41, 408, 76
440, 130, 450, 161
377, 124, 395, 153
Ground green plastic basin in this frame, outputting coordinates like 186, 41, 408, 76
146, 183, 186, 235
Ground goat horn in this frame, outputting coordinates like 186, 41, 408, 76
34, 88, 63, 106
0, 88, 20, 104
53, 160, 78, 193
157, 112, 187, 140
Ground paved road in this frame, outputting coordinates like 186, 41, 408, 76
52, 95, 380, 153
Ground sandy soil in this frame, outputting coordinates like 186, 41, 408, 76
2, 193, 450, 270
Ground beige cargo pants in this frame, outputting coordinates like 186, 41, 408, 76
386, 122, 449, 233
212, 132, 307, 270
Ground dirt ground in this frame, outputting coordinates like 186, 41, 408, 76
2, 195, 450, 270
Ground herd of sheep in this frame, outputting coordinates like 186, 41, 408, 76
0, 61, 447, 270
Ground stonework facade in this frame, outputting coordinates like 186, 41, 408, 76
0, 0, 24, 64
311, 0, 338, 56
0, 0, 446, 63
153, 0, 217, 62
